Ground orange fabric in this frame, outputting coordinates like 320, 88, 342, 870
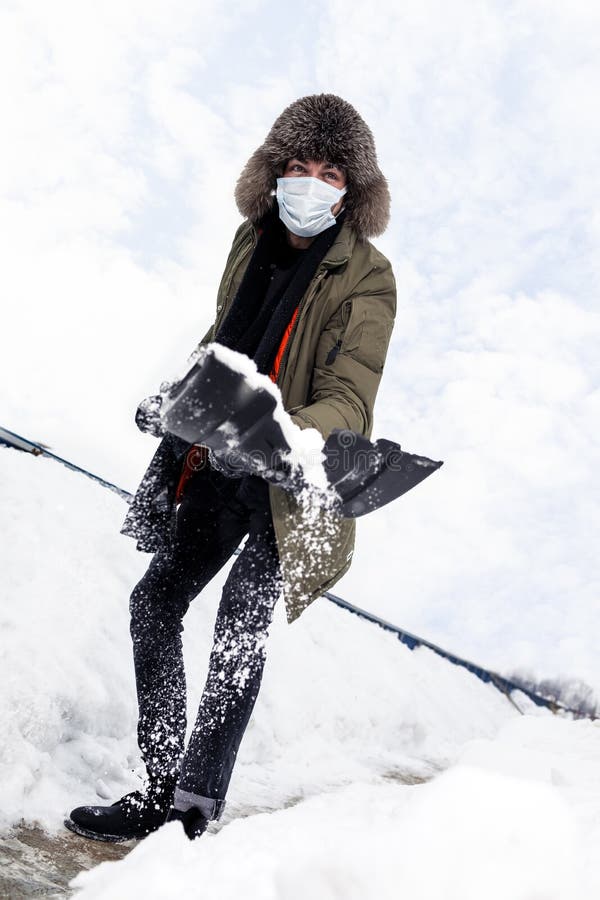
175, 444, 209, 503
270, 306, 299, 383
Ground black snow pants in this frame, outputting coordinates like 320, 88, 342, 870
129, 467, 282, 821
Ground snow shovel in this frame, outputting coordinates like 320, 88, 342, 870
160, 346, 443, 517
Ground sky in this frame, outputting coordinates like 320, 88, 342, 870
1, 0, 599, 693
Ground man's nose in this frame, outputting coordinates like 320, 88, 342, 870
300, 163, 317, 177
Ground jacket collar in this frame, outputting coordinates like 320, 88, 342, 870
321, 220, 356, 269
248, 218, 356, 271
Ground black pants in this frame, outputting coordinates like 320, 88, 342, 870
129, 469, 282, 819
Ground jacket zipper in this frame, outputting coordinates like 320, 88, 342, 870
325, 338, 342, 365
325, 298, 352, 364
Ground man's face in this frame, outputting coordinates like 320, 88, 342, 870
282, 158, 347, 216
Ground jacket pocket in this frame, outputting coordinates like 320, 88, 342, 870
323, 298, 367, 365
340, 298, 367, 355
333, 294, 393, 375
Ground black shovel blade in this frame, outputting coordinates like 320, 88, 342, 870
161, 350, 275, 450
216, 407, 292, 476
323, 430, 443, 518
323, 429, 385, 492
160, 348, 290, 461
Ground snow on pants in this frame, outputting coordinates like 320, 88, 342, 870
129, 468, 282, 820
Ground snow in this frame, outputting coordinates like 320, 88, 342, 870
2, 447, 599, 896
72, 717, 600, 899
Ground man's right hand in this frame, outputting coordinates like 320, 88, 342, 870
135, 378, 181, 438
135, 394, 167, 438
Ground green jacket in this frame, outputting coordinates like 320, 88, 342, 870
198, 219, 396, 622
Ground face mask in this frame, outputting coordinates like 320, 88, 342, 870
276, 176, 347, 238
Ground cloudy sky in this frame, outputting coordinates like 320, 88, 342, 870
1, 0, 599, 694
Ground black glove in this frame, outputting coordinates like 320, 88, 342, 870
207, 447, 245, 479
208, 445, 307, 494
135, 394, 167, 438
135, 380, 179, 438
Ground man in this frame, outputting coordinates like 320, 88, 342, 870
65, 93, 396, 842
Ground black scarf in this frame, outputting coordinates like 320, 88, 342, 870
215, 206, 346, 375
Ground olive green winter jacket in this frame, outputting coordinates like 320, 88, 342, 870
198, 219, 396, 622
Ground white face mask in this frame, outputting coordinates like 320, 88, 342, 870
276, 176, 347, 238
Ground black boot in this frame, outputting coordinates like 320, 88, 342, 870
64, 782, 175, 843
165, 806, 210, 840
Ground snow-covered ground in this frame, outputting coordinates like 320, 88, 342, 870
0, 448, 514, 832
74, 717, 600, 900
2, 448, 599, 897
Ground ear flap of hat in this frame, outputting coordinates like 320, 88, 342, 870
234, 146, 276, 226
344, 172, 390, 242
234, 94, 391, 241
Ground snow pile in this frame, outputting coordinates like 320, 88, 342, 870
73, 715, 600, 899
1, 446, 518, 835
0, 450, 146, 831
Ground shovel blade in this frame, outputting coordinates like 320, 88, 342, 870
323, 430, 443, 518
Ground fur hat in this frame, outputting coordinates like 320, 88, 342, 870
234, 93, 390, 241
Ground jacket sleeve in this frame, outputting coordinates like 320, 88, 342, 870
199, 322, 215, 345
290, 262, 396, 440
191, 221, 250, 356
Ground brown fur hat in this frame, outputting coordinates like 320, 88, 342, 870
234, 93, 390, 241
